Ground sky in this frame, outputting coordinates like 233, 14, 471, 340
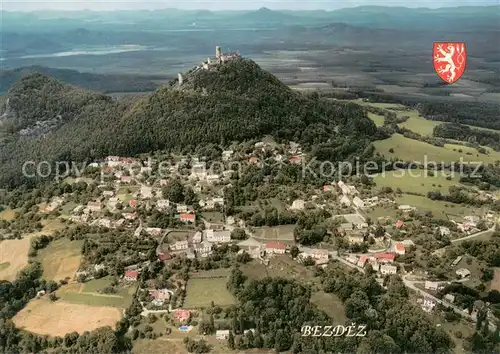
1, 0, 498, 12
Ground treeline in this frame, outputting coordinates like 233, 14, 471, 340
428, 186, 500, 211
0, 59, 378, 189
434, 123, 500, 152
344, 90, 500, 131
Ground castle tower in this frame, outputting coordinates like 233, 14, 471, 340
178, 73, 183, 86
216, 46, 222, 59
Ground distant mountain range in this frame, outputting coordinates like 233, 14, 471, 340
2, 5, 499, 32
0, 66, 162, 94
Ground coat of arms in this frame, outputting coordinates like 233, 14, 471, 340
433, 42, 466, 84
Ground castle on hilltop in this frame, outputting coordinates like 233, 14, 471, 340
176, 46, 242, 87
202, 46, 241, 71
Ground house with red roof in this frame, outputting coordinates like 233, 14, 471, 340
129, 200, 137, 208
173, 309, 191, 323
323, 185, 333, 192
357, 256, 368, 267
395, 220, 404, 229
375, 253, 396, 263
122, 212, 137, 220
394, 242, 406, 255
158, 252, 172, 261
248, 157, 259, 164
124, 270, 138, 281
179, 213, 196, 223
265, 242, 287, 255
289, 155, 304, 164
120, 175, 132, 184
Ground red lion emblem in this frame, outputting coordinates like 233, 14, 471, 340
433, 42, 466, 84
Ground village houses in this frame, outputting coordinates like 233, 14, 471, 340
265, 242, 287, 255
124, 270, 138, 282
380, 264, 398, 275
171, 240, 189, 251
179, 213, 196, 223
204, 229, 231, 243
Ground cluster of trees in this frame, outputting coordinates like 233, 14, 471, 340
319, 262, 454, 353
79, 226, 157, 275
294, 209, 331, 245
162, 178, 197, 205
226, 267, 331, 352
457, 235, 500, 267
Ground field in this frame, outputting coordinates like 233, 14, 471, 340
60, 201, 78, 217
13, 298, 121, 336
367, 112, 385, 127
394, 194, 480, 220
40, 218, 67, 234
36, 238, 84, 281
132, 339, 188, 354
398, 116, 442, 136
0, 208, 17, 221
310, 291, 347, 325
57, 277, 136, 308
0, 236, 32, 281
118, 185, 139, 203
201, 211, 224, 223
374, 133, 500, 164
373, 169, 460, 195
253, 224, 295, 242
184, 278, 236, 308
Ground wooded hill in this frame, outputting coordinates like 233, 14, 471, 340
0, 59, 378, 188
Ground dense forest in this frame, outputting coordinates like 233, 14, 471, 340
0, 59, 378, 189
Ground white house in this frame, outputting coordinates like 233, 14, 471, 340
157, 199, 170, 210
398, 205, 416, 212
346, 255, 358, 264
145, 228, 162, 237
206, 174, 220, 184
438, 226, 451, 236
177, 204, 188, 213
290, 199, 305, 211
444, 294, 455, 303
222, 150, 234, 161
141, 185, 153, 199
456, 268, 471, 278
205, 229, 231, 243
194, 241, 213, 258
171, 240, 189, 251
340, 195, 351, 207
424, 281, 439, 291
380, 264, 397, 275
338, 181, 350, 195
352, 196, 365, 209
464, 215, 480, 223
422, 298, 436, 312
192, 231, 202, 244
87, 201, 102, 212
216, 330, 230, 340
